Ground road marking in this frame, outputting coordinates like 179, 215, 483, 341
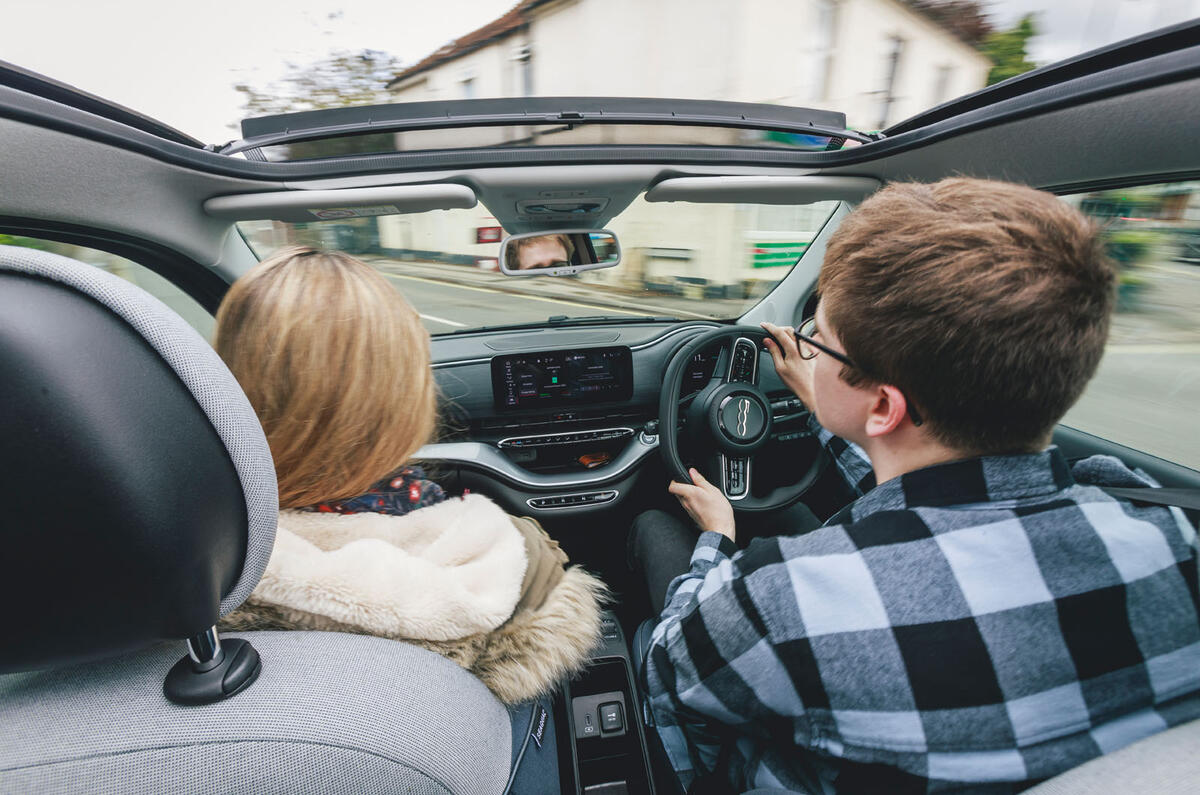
383, 272, 719, 320
419, 313, 466, 328
1106, 344, 1200, 355
1144, 263, 1200, 278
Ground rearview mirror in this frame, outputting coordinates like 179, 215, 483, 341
499, 230, 620, 276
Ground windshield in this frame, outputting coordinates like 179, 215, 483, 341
237, 197, 840, 333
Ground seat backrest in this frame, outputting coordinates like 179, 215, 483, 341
0, 246, 512, 793
1023, 717, 1200, 794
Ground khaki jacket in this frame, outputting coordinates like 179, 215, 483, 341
221, 494, 606, 704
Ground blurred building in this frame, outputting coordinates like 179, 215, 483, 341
377, 0, 992, 295
388, 0, 989, 129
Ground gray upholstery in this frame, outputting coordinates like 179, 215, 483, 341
0, 248, 516, 793
1024, 718, 1200, 795
0, 245, 276, 615
0, 631, 512, 794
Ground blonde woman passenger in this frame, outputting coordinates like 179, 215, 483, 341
215, 246, 606, 705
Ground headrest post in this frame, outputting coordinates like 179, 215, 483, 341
186, 626, 224, 670
164, 628, 261, 705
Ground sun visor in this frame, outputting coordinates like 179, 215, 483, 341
645, 176, 880, 205
204, 184, 477, 223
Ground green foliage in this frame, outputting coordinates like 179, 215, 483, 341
235, 49, 404, 159
236, 49, 403, 116
982, 14, 1038, 86
1105, 230, 1159, 266
905, 1, 994, 46
0, 233, 55, 251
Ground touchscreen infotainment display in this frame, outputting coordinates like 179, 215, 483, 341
492, 346, 633, 410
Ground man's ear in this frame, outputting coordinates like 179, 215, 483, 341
864, 384, 910, 438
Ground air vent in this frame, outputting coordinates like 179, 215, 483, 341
499, 427, 634, 448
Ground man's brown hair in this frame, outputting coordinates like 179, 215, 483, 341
214, 246, 437, 508
818, 178, 1115, 454
507, 233, 575, 270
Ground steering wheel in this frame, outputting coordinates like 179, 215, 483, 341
658, 325, 824, 513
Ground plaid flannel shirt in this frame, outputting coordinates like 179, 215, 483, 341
645, 421, 1200, 793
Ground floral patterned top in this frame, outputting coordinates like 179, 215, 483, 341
303, 465, 447, 516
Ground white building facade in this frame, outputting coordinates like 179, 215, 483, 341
377, 0, 991, 295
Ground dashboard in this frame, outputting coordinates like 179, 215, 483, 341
418, 322, 811, 518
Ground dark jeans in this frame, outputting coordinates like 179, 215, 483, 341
627, 507, 821, 795
627, 503, 821, 616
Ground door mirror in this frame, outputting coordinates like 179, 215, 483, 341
499, 230, 620, 276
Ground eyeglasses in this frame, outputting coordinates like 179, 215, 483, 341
794, 316, 924, 427
795, 316, 853, 367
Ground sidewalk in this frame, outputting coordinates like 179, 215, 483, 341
365, 256, 746, 320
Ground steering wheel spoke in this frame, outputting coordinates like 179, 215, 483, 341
723, 336, 760, 386
705, 345, 732, 387
720, 454, 751, 501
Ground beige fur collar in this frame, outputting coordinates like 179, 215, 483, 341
249, 495, 528, 641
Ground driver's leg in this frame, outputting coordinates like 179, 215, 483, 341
627, 509, 699, 616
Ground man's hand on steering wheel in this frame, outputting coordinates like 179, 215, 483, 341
761, 321, 816, 406
669, 467, 736, 542
658, 325, 825, 513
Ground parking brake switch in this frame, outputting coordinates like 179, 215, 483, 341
599, 701, 624, 733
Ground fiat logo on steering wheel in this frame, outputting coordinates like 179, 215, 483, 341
719, 394, 764, 442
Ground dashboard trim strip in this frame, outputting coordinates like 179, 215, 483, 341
413, 437, 660, 489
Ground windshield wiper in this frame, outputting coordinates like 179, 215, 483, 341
449, 315, 678, 334
547, 314, 678, 325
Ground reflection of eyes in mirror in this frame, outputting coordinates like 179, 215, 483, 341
499, 229, 619, 277
509, 234, 575, 270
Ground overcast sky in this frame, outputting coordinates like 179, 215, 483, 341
4, 0, 1198, 144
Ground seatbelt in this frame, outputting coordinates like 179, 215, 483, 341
1101, 487, 1200, 511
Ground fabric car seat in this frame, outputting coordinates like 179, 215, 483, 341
0, 245, 515, 794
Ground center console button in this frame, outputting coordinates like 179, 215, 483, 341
599, 701, 624, 733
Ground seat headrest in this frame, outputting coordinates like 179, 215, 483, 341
0, 245, 277, 673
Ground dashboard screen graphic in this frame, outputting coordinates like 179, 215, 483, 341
492, 346, 633, 410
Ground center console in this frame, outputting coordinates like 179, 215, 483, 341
424, 334, 734, 518
482, 345, 651, 480
556, 612, 656, 794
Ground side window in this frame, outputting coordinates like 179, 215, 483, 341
1060, 181, 1200, 470
0, 235, 213, 339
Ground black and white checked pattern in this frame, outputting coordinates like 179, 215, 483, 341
645, 426, 1200, 793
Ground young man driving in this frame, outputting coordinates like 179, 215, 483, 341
633, 178, 1200, 792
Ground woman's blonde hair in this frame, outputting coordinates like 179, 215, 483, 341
214, 246, 436, 508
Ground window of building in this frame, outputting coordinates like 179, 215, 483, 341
808, 0, 837, 103
875, 35, 906, 129
933, 65, 954, 105
512, 44, 533, 97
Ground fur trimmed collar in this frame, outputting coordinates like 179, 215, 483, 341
250, 495, 527, 641
222, 494, 608, 703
